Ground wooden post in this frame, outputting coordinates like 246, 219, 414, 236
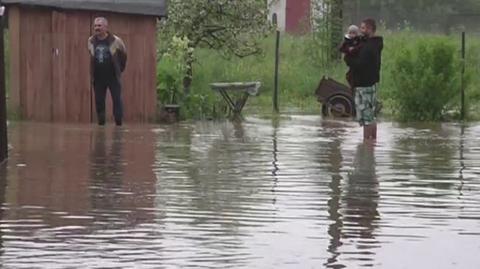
274, 30, 280, 113
461, 31, 466, 121
273, 13, 280, 114
0, 3, 7, 163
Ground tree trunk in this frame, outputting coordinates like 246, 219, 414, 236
183, 68, 193, 94
329, 0, 343, 61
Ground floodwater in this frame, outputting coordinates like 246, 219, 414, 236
0, 116, 479, 268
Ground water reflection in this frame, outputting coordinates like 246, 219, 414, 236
89, 128, 124, 225
391, 123, 457, 191
0, 120, 479, 268
344, 143, 379, 247
321, 121, 346, 269
0, 123, 158, 267
458, 125, 466, 196
271, 119, 279, 204
7, 123, 92, 227
322, 120, 380, 268
0, 164, 6, 254
153, 120, 277, 267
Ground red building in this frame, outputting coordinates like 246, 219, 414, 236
269, 0, 312, 34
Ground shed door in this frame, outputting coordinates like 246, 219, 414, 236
52, 11, 93, 123
20, 8, 53, 121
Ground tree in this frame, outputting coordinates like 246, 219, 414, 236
161, 0, 273, 93
343, 0, 480, 31
311, 0, 344, 64
329, 0, 344, 60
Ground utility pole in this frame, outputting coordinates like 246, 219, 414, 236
0, 2, 7, 164
461, 32, 466, 121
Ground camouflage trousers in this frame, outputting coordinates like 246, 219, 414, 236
354, 85, 378, 126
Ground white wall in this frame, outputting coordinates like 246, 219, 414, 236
268, 0, 286, 31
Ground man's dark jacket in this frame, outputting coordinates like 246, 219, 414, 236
345, 36, 383, 87
88, 33, 127, 81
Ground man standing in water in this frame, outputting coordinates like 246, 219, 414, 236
345, 18, 383, 140
88, 17, 127, 126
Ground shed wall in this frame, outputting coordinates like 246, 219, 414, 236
9, 7, 21, 115
52, 10, 93, 122
21, 7, 53, 121
9, 6, 157, 123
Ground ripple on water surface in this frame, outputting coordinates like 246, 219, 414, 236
0, 119, 478, 268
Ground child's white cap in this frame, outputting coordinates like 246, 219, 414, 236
345, 25, 360, 38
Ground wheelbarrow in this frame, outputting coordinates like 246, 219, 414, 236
315, 76, 355, 118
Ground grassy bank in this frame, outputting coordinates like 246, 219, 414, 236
187, 34, 347, 117
160, 29, 480, 121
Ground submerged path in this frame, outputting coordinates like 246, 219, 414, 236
0, 117, 478, 268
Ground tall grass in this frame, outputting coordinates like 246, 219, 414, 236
157, 30, 480, 121
185, 35, 348, 117
389, 36, 460, 121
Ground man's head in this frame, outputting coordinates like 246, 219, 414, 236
360, 18, 376, 38
94, 17, 109, 38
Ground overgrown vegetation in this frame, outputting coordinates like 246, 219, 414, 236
155, 0, 478, 122
342, 0, 480, 32
311, 0, 345, 64
388, 37, 461, 121
158, 0, 272, 93
158, 28, 479, 121
156, 0, 273, 120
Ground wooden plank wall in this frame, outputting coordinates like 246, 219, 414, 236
65, 12, 94, 123
8, 7, 21, 116
21, 8, 53, 121
51, 11, 67, 122
52, 10, 92, 123
9, 7, 157, 123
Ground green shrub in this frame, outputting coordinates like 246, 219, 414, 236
157, 36, 192, 105
389, 37, 461, 121
156, 30, 480, 121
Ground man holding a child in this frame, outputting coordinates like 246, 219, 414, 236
341, 18, 383, 141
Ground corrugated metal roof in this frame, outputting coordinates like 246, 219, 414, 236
3, 0, 167, 17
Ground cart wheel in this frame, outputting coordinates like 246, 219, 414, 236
322, 94, 355, 118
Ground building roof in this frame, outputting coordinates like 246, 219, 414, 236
3, 0, 167, 17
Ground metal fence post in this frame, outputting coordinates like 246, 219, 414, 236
461, 31, 466, 121
272, 13, 280, 114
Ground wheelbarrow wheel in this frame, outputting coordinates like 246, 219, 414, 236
322, 94, 355, 118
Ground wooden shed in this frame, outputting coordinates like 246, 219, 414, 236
5, 0, 167, 123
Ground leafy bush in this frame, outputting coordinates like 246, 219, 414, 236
157, 36, 227, 120
155, 30, 480, 121
157, 36, 193, 105
389, 37, 461, 121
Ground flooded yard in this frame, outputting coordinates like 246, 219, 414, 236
0, 116, 479, 268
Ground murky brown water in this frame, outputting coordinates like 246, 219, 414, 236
0, 117, 479, 268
